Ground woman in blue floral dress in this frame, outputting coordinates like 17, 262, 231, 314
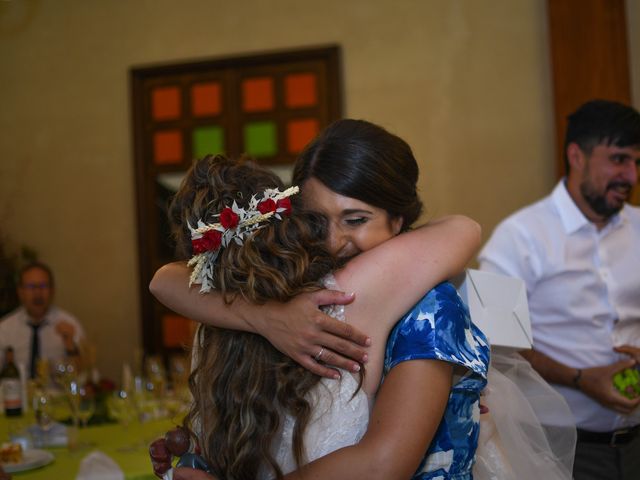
384, 282, 489, 479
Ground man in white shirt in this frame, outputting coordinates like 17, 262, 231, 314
479, 99, 640, 480
0, 262, 84, 378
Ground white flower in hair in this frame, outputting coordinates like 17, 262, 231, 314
187, 186, 299, 293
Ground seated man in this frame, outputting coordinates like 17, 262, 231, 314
0, 261, 84, 378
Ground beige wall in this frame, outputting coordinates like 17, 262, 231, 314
0, 0, 633, 381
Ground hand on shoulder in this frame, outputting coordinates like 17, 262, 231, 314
258, 289, 367, 378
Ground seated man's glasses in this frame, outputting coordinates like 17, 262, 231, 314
21, 283, 51, 291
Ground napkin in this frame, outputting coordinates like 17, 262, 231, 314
76, 450, 124, 480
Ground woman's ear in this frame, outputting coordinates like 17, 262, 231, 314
391, 216, 403, 235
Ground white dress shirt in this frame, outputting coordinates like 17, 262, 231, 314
0, 305, 85, 372
479, 181, 640, 431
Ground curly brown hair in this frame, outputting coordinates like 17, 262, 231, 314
169, 155, 339, 480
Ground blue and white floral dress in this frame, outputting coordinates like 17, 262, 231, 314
384, 281, 490, 480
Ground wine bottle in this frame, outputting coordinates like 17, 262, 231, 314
1, 347, 23, 416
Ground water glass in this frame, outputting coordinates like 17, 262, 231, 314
75, 386, 95, 428
33, 391, 54, 447
107, 390, 136, 428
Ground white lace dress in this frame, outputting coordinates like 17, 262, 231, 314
265, 275, 371, 478
268, 373, 371, 477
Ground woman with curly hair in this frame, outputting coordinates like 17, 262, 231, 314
172, 155, 352, 479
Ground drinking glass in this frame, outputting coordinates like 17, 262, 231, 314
169, 354, 189, 387
49, 390, 74, 424
75, 386, 95, 428
33, 390, 54, 447
107, 390, 136, 429
145, 355, 167, 397
64, 381, 97, 449
66, 380, 80, 427
107, 390, 138, 452
54, 359, 77, 389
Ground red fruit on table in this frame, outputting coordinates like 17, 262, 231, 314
165, 427, 191, 456
149, 438, 172, 478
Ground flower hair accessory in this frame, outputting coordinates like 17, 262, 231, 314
187, 186, 299, 292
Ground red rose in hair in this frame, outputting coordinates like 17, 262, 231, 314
204, 229, 222, 249
220, 207, 239, 229
276, 198, 292, 215
192, 229, 222, 254
192, 238, 206, 254
258, 198, 277, 214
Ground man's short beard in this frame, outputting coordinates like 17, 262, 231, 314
579, 180, 624, 218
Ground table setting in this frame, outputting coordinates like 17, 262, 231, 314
1, 354, 191, 479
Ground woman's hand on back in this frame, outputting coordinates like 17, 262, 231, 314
254, 290, 370, 378
150, 262, 367, 378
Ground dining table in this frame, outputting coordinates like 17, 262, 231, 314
1, 412, 175, 479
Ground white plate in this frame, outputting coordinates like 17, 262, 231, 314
2, 448, 54, 473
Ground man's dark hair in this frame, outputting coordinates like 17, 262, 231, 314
18, 261, 54, 289
564, 99, 640, 173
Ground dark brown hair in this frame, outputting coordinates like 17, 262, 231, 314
563, 99, 640, 173
293, 119, 423, 231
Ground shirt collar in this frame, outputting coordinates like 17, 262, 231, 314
18, 306, 52, 328
551, 180, 627, 234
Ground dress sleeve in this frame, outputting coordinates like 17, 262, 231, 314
384, 282, 489, 380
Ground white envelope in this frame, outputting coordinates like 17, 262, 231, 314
453, 269, 533, 350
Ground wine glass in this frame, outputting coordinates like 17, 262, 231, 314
33, 390, 54, 447
162, 390, 187, 422
75, 386, 95, 428
169, 354, 189, 387
107, 390, 136, 429
107, 390, 138, 452
53, 359, 75, 389
49, 389, 74, 423
145, 355, 167, 398
64, 381, 96, 449
54, 359, 78, 395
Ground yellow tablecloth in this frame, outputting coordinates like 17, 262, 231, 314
2, 416, 174, 479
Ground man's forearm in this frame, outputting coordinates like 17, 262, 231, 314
520, 349, 580, 389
